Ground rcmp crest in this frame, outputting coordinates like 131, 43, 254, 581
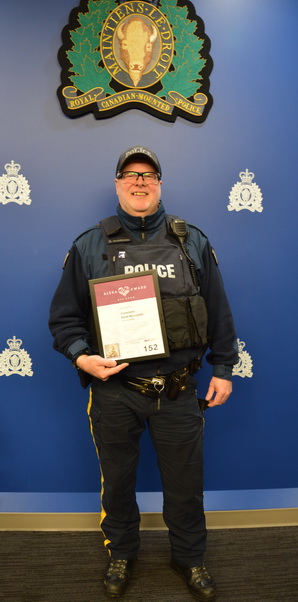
228, 170, 263, 213
0, 161, 31, 206
0, 337, 33, 377
232, 339, 253, 379
58, 0, 213, 123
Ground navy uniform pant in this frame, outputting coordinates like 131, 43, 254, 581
88, 374, 206, 568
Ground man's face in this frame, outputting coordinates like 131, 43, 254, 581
115, 161, 162, 217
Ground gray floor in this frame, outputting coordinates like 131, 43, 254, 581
1, 527, 298, 601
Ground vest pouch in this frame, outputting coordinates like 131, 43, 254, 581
188, 294, 208, 347
162, 295, 207, 350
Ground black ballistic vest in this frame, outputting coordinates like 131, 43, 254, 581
100, 215, 208, 351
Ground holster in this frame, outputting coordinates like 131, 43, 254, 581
165, 366, 189, 400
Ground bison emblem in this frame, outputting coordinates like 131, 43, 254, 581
116, 17, 158, 87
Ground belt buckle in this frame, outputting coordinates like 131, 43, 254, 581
151, 377, 165, 393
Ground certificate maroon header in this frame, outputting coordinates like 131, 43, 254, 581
94, 274, 156, 307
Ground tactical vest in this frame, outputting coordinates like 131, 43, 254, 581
100, 215, 208, 351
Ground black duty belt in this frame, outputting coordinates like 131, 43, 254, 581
121, 365, 191, 401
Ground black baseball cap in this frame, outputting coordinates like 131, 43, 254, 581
116, 146, 162, 176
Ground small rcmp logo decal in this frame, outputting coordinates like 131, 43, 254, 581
58, 0, 213, 123
0, 337, 33, 377
228, 170, 263, 213
0, 161, 31, 206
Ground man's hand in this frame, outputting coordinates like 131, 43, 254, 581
205, 377, 232, 407
75, 354, 129, 381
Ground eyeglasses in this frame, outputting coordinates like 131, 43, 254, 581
117, 171, 161, 183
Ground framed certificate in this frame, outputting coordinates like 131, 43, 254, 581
89, 270, 170, 363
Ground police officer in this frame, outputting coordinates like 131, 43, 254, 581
49, 146, 238, 600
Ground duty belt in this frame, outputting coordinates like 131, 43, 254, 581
121, 359, 201, 401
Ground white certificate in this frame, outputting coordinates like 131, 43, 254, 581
89, 270, 169, 363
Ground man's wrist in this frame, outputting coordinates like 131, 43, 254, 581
212, 364, 233, 381
72, 349, 91, 370
68, 339, 91, 359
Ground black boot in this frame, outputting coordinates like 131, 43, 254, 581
103, 558, 135, 598
171, 560, 217, 601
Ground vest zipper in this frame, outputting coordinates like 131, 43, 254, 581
141, 218, 146, 241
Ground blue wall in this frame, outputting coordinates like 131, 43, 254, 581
1, 0, 297, 509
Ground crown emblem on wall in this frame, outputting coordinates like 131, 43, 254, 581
5, 160, 21, 176
7, 336, 22, 351
239, 169, 255, 184
228, 169, 263, 213
0, 160, 31, 206
0, 337, 33, 377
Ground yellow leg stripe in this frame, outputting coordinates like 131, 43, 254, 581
87, 388, 99, 460
87, 387, 111, 551
87, 388, 93, 416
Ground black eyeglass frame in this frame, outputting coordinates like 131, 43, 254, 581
116, 171, 161, 182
